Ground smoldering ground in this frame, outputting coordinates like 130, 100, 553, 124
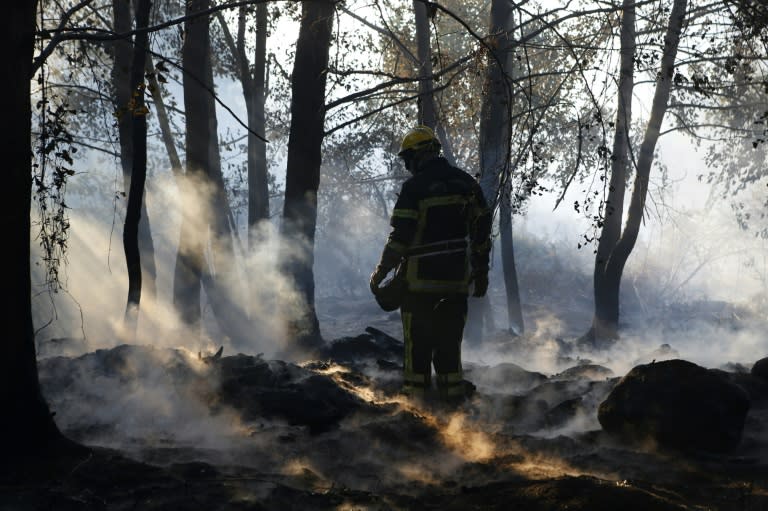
31, 318, 768, 509
23, 169, 768, 509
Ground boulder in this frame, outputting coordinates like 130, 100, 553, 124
466, 362, 548, 394
544, 397, 584, 428
631, 343, 680, 366
552, 364, 614, 381
725, 371, 768, 403
598, 359, 750, 452
217, 358, 371, 433
323, 329, 403, 365
752, 357, 768, 381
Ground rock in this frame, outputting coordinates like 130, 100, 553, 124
365, 326, 403, 348
631, 343, 680, 366
725, 371, 768, 403
495, 380, 595, 433
250, 374, 365, 433
552, 364, 614, 381
217, 359, 372, 433
598, 359, 750, 452
720, 362, 750, 373
752, 357, 768, 381
376, 359, 401, 372
545, 397, 584, 428
496, 394, 550, 432
324, 331, 402, 364
525, 380, 593, 409
466, 362, 547, 394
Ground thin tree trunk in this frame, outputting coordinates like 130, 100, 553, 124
249, 3, 270, 232
500, 189, 523, 334
585, 0, 686, 345
113, 0, 133, 182
584, 0, 635, 343
600, 0, 688, 333
205, 37, 228, 263
412, 0, 457, 166
114, 0, 157, 313
146, 57, 182, 175
467, 0, 519, 341
220, 4, 270, 232
136, 178, 157, 305
217, 5, 269, 321
114, 0, 158, 312
414, 0, 436, 128
123, 0, 152, 336
0, 0, 83, 456
204, 34, 254, 351
174, 0, 210, 330
281, 0, 335, 352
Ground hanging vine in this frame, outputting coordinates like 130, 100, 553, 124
33, 53, 78, 293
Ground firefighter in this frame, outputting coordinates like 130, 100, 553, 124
370, 125, 492, 405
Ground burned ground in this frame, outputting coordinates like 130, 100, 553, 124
3, 316, 768, 511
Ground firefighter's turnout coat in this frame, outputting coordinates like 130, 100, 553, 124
380, 156, 492, 398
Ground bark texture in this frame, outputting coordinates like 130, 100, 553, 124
587, 0, 687, 344
114, 0, 157, 309
468, 0, 522, 340
203, 34, 253, 350
585, 0, 636, 343
174, 0, 211, 329
0, 0, 83, 457
281, 0, 336, 351
500, 193, 523, 335
123, 0, 153, 335
412, 0, 456, 165
247, 3, 270, 232
146, 56, 182, 175
414, 0, 436, 128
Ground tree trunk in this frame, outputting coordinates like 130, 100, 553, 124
413, 0, 436, 128
222, 4, 270, 233
467, 0, 519, 341
248, 3, 270, 233
500, 189, 523, 334
112, 0, 133, 181
146, 57, 182, 175
203, 31, 254, 351
599, 0, 688, 336
281, 0, 335, 352
412, 0, 457, 165
585, 0, 686, 345
173, 0, 210, 330
216, 5, 270, 326
584, 0, 636, 344
0, 0, 83, 457
122, 0, 152, 337
114, 0, 157, 314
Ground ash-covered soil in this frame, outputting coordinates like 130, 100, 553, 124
4, 313, 768, 511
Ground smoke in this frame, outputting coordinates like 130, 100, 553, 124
33, 171, 314, 361
40, 344, 249, 451
458, 180, 768, 376
28, 133, 768, 497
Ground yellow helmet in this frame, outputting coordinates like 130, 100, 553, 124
397, 125, 441, 157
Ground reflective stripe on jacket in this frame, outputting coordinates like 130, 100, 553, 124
384, 157, 491, 294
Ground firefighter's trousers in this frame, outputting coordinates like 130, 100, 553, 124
400, 293, 467, 400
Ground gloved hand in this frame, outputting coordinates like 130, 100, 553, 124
369, 265, 389, 294
471, 272, 489, 297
